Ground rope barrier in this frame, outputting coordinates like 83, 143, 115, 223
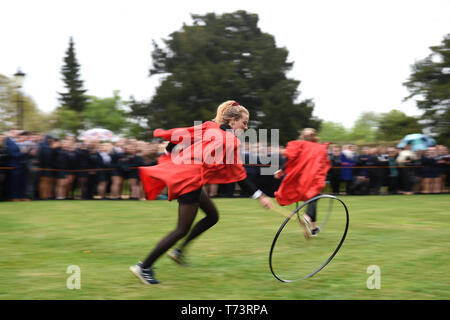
0, 164, 444, 172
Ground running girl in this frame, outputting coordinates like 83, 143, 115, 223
130, 100, 273, 285
274, 128, 331, 236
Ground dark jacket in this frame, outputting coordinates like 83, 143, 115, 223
6, 138, 22, 168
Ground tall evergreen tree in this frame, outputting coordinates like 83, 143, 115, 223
403, 33, 450, 146
130, 11, 320, 144
59, 37, 88, 113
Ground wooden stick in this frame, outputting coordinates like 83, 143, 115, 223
270, 204, 311, 240
270, 205, 295, 220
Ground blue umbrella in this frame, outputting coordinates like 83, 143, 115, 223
397, 133, 436, 151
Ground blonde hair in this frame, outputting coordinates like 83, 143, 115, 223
299, 128, 318, 142
212, 100, 249, 125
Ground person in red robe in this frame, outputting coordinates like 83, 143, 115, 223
130, 100, 273, 285
274, 128, 331, 236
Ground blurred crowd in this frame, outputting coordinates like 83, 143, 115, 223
0, 129, 449, 202
326, 144, 450, 195
0, 130, 163, 201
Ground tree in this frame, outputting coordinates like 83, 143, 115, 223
126, 96, 152, 140
59, 37, 88, 113
82, 91, 129, 133
348, 111, 380, 143
403, 33, 450, 146
0, 74, 17, 130
50, 107, 83, 136
376, 110, 422, 141
130, 11, 320, 144
0, 73, 51, 132
318, 121, 350, 143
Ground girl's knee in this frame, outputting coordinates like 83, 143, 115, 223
208, 212, 219, 226
173, 227, 190, 240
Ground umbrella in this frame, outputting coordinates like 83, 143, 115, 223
396, 133, 436, 151
78, 128, 117, 142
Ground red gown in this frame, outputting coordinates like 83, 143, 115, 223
139, 121, 247, 201
274, 140, 331, 206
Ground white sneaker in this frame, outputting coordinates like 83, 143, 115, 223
129, 262, 160, 285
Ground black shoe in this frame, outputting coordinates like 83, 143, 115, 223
129, 262, 160, 284
167, 248, 187, 266
311, 227, 321, 237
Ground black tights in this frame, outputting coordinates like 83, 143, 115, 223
305, 194, 320, 222
142, 189, 218, 269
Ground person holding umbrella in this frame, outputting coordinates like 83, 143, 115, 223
396, 133, 436, 195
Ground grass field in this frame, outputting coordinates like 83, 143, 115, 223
0, 195, 449, 300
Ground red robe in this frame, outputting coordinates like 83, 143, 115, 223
275, 140, 331, 206
139, 121, 247, 201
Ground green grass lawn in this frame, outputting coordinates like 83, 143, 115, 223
0, 195, 449, 300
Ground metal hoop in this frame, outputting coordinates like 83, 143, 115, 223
269, 194, 349, 282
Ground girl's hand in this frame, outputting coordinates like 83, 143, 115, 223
258, 194, 273, 209
274, 169, 284, 179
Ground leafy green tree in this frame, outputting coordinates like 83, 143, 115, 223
348, 111, 380, 143
130, 10, 320, 144
83, 91, 129, 133
20, 96, 52, 132
125, 96, 152, 140
59, 37, 88, 113
318, 121, 350, 143
376, 110, 422, 141
0, 74, 17, 130
0, 74, 51, 132
404, 33, 450, 146
51, 108, 83, 135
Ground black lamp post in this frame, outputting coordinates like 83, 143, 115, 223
13, 68, 26, 130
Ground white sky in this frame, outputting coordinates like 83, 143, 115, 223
1, 0, 449, 128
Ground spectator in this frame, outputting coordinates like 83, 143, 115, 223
376, 146, 389, 195
421, 147, 441, 194
138, 142, 161, 200
64, 137, 78, 199
240, 142, 260, 197
387, 147, 400, 194
16, 131, 35, 201
97, 142, 113, 200
340, 144, 357, 195
396, 143, 416, 195
411, 150, 424, 193
25, 132, 42, 200
257, 145, 280, 197
0, 133, 8, 201
110, 139, 126, 199
327, 145, 342, 194
436, 145, 450, 193
262, 145, 284, 197
86, 140, 101, 200
37, 135, 56, 200
75, 142, 91, 199
353, 146, 371, 195
122, 142, 145, 200
140, 142, 159, 167
5, 130, 25, 201
367, 147, 380, 194
204, 184, 219, 197
53, 139, 68, 200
